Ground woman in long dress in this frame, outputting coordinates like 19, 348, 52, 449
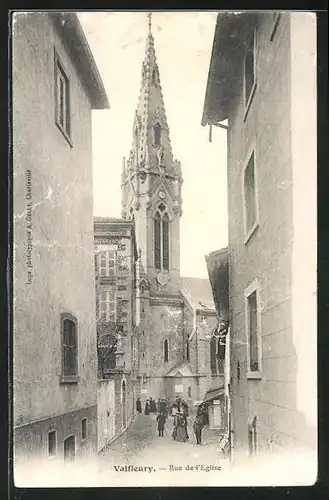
144, 400, 150, 415
174, 412, 188, 442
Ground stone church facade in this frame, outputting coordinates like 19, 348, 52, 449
120, 17, 221, 406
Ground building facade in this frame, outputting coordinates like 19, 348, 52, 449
120, 17, 220, 407
202, 12, 317, 467
13, 12, 109, 479
94, 217, 138, 451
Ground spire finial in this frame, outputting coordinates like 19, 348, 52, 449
147, 12, 152, 34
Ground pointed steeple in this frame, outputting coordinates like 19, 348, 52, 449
124, 12, 177, 176
121, 12, 183, 287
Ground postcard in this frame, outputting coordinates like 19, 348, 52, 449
12, 10, 317, 488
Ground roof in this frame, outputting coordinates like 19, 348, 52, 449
94, 216, 138, 261
205, 248, 229, 317
94, 216, 133, 225
49, 12, 109, 110
203, 385, 224, 403
180, 276, 216, 313
201, 12, 258, 126
164, 362, 194, 378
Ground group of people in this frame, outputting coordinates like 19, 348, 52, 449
136, 395, 209, 445
136, 397, 168, 416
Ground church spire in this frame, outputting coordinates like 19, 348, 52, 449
121, 12, 183, 289
147, 11, 152, 34
121, 12, 183, 219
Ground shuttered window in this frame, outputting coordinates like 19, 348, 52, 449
61, 314, 78, 382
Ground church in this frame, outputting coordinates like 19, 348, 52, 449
120, 15, 223, 407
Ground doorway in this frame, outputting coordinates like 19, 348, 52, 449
248, 416, 257, 456
122, 380, 127, 428
63, 435, 76, 462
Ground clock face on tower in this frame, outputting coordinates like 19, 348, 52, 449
159, 190, 166, 200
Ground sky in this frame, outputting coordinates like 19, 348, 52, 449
78, 11, 228, 278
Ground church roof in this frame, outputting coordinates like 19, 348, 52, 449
180, 277, 216, 313
94, 216, 132, 224
164, 362, 195, 378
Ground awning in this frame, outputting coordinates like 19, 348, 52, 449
203, 386, 224, 404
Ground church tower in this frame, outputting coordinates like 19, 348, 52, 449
121, 13, 183, 296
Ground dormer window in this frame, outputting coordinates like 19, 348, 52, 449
154, 123, 161, 146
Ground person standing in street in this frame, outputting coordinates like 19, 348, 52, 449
156, 411, 166, 437
182, 400, 189, 418
144, 399, 150, 415
193, 414, 204, 445
136, 397, 142, 413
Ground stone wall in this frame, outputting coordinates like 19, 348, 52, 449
226, 12, 316, 454
13, 12, 97, 459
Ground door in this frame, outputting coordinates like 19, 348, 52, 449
248, 417, 257, 456
213, 401, 222, 428
122, 380, 127, 428
64, 435, 76, 462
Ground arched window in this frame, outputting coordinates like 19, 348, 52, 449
154, 205, 170, 271
164, 339, 169, 362
186, 341, 190, 361
154, 123, 161, 146
61, 313, 78, 381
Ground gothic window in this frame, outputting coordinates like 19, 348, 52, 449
154, 213, 161, 270
152, 68, 156, 84
186, 340, 190, 361
164, 339, 169, 362
154, 123, 161, 146
154, 206, 170, 271
162, 214, 169, 270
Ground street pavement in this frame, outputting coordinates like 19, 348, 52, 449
97, 412, 230, 486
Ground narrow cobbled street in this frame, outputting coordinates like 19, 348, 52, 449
97, 413, 230, 486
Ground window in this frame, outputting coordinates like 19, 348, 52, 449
164, 339, 169, 362
152, 68, 156, 84
188, 386, 192, 398
99, 290, 116, 322
154, 205, 170, 270
154, 123, 161, 146
47, 430, 57, 457
243, 150, 258, 242
245, 280, 262, 378
270, 12, 281, 41
55, 53, 71, 143
210, 336, 218, 375
186, 341, 190, 361
61, 313, 78, 383
81, 418, 87, 441
243, 28, 257, 117
98, 249, 117, 277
